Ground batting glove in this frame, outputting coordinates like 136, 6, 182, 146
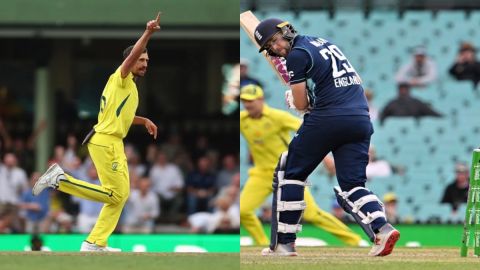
285, 89, 311, 115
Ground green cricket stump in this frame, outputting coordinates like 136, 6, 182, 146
460, 148, 480, 257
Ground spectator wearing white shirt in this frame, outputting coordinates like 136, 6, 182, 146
149, 151, 184, 223
123, 177, 159, 233
217, 172, 240, 206
0, 153, 28, 232
366, 146, 392, 179
395, 46, 437, 88
188, 195, 239, 234
0, 153, 28, 203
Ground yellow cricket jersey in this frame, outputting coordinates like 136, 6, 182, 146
240, 104, 301, 171
94, 67, 139, 139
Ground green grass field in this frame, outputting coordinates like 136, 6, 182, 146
0, 252, 240, 270
240, 247, 480, 270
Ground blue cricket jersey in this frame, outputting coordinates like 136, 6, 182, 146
286, 35, 369, 117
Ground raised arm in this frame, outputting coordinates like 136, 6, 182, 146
120, 12, 161, 78
26, 119, 47, 150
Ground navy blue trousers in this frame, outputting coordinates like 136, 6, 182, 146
285, 114, 372, 189
278, 114, 381, 244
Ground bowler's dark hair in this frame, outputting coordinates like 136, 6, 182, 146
123, 45, 148, 60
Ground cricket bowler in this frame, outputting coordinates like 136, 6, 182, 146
32, 12, 161, 251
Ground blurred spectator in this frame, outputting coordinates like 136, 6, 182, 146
366, 146, 392, 179
160, 134, 187, 162
144, 143, 158, 175
211, 195, 240, 233
206, 150, 220, 174
0, 208, 16, 233
379, 83, 442, 124
124, 177, 159, 233
192, 135, 211, 162
63, 134, 79, 170
43, 160, 75, 234
0, 153, 28, 201
173, 151, 194, 178
216, 154, 239, 190
64, 156, 84, 177
216, 172, 240, 209
188, 195, 239, 234
186, 156, 217, 215
71, 164, 103, 233
0, 152, 28, 232
449, 42, 480, 87
19, 172, 50, 233
50, 145, 66, 165
149, 151, 184, 223
0, 119, 47, 174
226, 172, 240, 205
383, 192, 400, 224
125, 144, 147, 185
395, 46, 437, 87
441, 162, 469, 214
240, 58, 263, 88
188, 172, 240, 233
43, 190, 74, 233
364, 89, 378, 121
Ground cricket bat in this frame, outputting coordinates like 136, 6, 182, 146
240, 10, 290, 86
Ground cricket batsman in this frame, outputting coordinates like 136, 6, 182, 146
32, 12, 161, 251
240, 84, 364, 247
253, 18, 400, 256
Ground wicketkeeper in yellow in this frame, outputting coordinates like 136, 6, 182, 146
240, 84, 363, 246
32, 13, 161, 252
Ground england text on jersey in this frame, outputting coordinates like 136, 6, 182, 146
334, 74, 362, 88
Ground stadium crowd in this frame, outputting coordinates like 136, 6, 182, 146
0, 121, 239, 235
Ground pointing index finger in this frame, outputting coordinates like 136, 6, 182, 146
155, 11, 162, 23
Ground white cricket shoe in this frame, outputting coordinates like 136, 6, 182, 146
368, 223, 400, 256
80, 241, 121, 252
32, 163, 63, 196
261, 243, 297, 256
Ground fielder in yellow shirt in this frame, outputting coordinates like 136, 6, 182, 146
32, 13, 161, 251
240, 84, 363, 246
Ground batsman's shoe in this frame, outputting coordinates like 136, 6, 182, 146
261, 243, 297, 256
80, 241, 121, 252
368, 223, 400, 256
32, 163, 63, 196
